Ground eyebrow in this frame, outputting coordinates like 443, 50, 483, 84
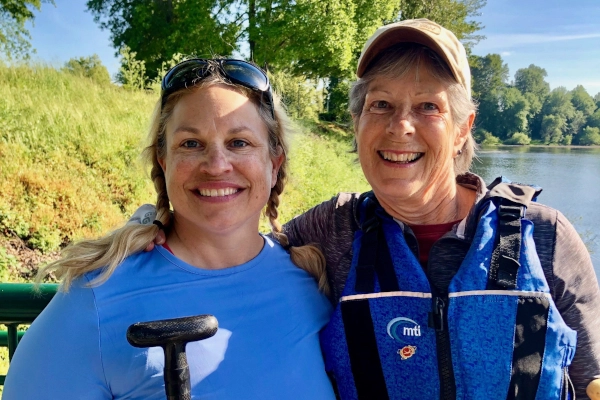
227, 125, 255, 135
171, 125, 256, 136
172, 126, 200, 136
366, 85, 392, 95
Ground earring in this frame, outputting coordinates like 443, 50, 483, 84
457, 149, 463, 156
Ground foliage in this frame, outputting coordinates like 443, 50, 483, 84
504, 132, 531, 145
87, 0, 486, 81
0, 62, 157, 253
570, 85, 596, 116
579, 126, 600, 146
495, 86, 530, 140
540, 114, 567, 144
513, 64, 550, 137
474, 128, 501, 145
322, 76, 352, 124
0, 0, 53, 59
62, 54, 111, 85
471, 56, 600, 146
86, 0, 239, 81
269, 70, 323, 121
400, 0, 486, 50
471, 53, 509, 137
0, 246, 16, 281
116, 45, 146, 90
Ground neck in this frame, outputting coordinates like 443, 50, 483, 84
166, 219, 264, 270
378, 177, 476, 226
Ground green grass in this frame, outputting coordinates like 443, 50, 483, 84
0, 62, 158, 256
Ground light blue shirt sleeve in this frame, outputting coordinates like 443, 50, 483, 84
3, 279, 111, 400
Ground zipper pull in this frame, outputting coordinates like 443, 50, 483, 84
428, 297, 446, 331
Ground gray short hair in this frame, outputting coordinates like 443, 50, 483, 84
349, 43, 477, 175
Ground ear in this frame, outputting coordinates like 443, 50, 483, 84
270, 148, 285, 188
454, 111, 475, 152
158, 154, 166, 173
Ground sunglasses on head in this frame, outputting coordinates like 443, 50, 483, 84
161, 58, 274, 118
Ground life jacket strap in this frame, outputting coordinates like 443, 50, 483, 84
355, 195, 400, 293
489, 200, 525, 290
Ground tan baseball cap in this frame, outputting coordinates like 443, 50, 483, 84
357, 18, 471, 96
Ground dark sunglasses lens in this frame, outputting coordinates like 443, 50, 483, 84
163, 61, 209, 91
222, 61, 269, 91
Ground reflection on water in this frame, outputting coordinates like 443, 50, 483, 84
472, 146, 600, 281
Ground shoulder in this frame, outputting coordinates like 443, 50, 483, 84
283, 192, 362, 243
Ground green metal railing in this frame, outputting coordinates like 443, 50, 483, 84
0, 283, 57, 385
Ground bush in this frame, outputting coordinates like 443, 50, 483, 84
579, 126, 600, 145
504, 132, 531, 145
475, 128, 502, 145
62, 55, 111, 85
269, 70, 323, 121
116, 46, 147, 90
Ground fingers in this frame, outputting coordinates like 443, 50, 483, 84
155, 229, 166, 246
144, 242, 155, 252
587, 379, 600, 400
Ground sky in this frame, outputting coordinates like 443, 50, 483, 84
23, 0, 600, 95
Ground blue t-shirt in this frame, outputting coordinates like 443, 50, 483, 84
4, 237, 335, 399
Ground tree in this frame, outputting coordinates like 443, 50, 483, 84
570, 85, 596, 116
470, 53, 509, 136
588, 109, 600, 129
87, 0, 486, 81
579, 126, 600, 146
513, 64, 550, 137
540, 114, 567, 144
400, 0, 486, 50
539, 87, 575, 143
87, 0, 240, 81
0, 0, 53, 59
496, 87, 530, 140
62, 54, 111, 85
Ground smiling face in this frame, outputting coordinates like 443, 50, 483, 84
356, 65, 471, 210
159, 84, 282, 236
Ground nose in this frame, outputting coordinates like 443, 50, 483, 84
201, 144, 232, 175
387, 108, 416, 136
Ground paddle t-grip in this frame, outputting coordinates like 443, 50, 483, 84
127, 314, 218, 400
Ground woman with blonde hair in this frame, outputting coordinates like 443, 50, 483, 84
4, 59, 335, 399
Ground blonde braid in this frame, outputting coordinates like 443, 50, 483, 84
266, 168, 330, 296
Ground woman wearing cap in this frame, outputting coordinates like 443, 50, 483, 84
296, 19, 600, 399
3, 60, 336, 399
136, 19, 599, 399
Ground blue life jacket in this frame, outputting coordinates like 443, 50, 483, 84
321, 179, 577, 400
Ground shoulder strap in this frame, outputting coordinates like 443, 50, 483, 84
485, 178, 541, 290
354, 193, 400, 293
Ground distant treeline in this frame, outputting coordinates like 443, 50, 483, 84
470, 54, 600, 146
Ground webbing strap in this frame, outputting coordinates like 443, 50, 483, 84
341, 300, 390, 400
488, 201, 524, 290
355, 198, 400, 293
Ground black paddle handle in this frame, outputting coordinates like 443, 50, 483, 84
127, 314, 219, 400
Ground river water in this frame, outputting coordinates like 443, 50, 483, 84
472, 146, 600, 282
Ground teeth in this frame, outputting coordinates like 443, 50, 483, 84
380, 151, 421, 163
198, 188, 239, 197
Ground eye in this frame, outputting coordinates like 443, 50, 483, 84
182, 140, 200, 148
419, 102, 439, 112
372, 100, 389, 109
230, 139, 249, 148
